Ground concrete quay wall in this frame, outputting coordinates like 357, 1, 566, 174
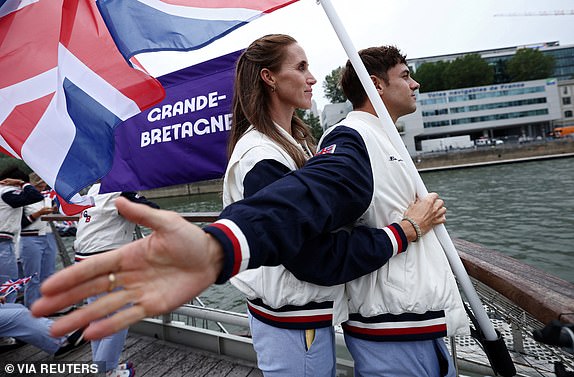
415, 139, 574, 171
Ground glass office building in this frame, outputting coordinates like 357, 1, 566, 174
407, 78, 561, 149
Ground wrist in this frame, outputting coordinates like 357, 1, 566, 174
205, 233, 224, 283
402, 216, 422, 242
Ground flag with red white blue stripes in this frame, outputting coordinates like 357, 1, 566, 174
0, 0, 165, 205
96, 0, 300, 60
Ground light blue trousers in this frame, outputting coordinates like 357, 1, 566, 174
0, 302, 62, 354
87, 292, 128, 372
249, 314, 336, 377
19, 234, 57, 308
0, 240, 19, 303
344, 334, 456, 377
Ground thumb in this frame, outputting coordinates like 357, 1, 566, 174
114, 197, 173, 232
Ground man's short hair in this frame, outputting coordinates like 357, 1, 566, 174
340, 45, 407, 108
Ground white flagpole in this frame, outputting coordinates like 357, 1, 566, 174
317, 0, 497, 341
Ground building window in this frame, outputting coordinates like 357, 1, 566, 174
563, 97, 572, 105
449, 97, 546, 114
422, 109, 448, 117
447, 86, 545, 103
451, 109, 549, 125
564, 86, 570, 95
423, 120, 451, 128
566, 110, 573, 118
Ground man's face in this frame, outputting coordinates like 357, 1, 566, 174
381, 63, 420, 120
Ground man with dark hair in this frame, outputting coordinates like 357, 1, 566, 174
331, 45, 467, 376
0, 166, 44, 303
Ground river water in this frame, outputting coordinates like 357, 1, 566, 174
153, 156, 574, 312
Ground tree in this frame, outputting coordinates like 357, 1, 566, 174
412, 61, 450, 93
322, 67, 346, 103
296, 109, 323, 141
445, 54, 494, 89
506, 48, 555, 82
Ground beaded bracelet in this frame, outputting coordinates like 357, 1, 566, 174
402, 216, 422, 242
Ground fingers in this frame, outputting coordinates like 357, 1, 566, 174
39, 252, 120, 297
82, 305, 147, 340
48, 289, 142, 338
430, 195, 446, 222
435, 207, 447, 224
31, 261, 117, 318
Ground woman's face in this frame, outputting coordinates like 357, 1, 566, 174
273, 43, 317, 110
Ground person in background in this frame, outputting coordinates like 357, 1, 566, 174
0, 166, 44, 303
0, 294, 85, 357
224, 34, 447, 377
19, 172, 58, 308
74, 182, 159, 377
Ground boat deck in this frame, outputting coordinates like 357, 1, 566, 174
0, 331, 263, 377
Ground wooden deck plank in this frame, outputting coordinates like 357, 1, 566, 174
0, 341, 44, 362
138, 346, 189, 377
226, 364, 264, 377
0, 332, 261, 377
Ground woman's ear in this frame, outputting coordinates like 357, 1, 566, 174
260, 68, 276, 88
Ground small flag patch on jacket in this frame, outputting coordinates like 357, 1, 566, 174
316, 144, 336, 155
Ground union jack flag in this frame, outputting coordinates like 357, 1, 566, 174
96, 0, 301, 60
0, 276, 33, 297
316, 144, 337, 155
0, 0, 165, 205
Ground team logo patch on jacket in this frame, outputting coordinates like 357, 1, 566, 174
316, 144, 337, 155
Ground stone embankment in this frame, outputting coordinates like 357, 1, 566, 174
143, 139, 574, 199
415, 138, 574, 171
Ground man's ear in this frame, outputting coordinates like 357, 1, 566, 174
260, 68, 276, 87
370, 75, 384, 93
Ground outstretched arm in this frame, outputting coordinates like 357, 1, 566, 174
32, 198, 223, 340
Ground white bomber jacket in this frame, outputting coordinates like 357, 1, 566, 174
324, 111, 469, 341
225, 125, 410, 329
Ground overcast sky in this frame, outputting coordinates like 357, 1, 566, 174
137, 0, 574, 111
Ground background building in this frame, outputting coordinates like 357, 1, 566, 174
320, 42, 574, 156
408, 78, 561, 151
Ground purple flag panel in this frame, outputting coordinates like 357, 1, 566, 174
100, 50, 242, 193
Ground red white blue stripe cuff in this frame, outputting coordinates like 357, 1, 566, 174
204, 219, 250, 283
